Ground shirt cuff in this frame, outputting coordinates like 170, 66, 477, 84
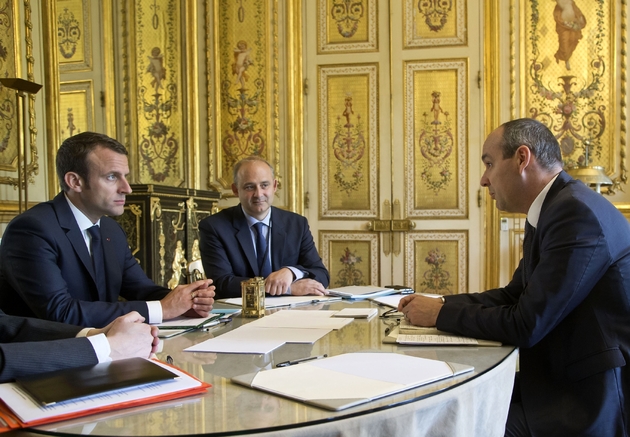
147, 301, 163, 324
76, 327, 92, 338
286, 266, 305, 281
86, 333, 112, 363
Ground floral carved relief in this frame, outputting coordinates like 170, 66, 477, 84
418, 91, 453, 194
332, 96, 365, 195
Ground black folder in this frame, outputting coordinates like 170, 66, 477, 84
15, 358, 178, 406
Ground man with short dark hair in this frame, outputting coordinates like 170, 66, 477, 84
199, 156, 329, 299
0, 132, 215, 327
399, 118, 630, 436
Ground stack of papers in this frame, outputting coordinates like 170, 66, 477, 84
391, 321, 502, 347
184, 310, 352, 354
327, 285, 396, 299
232, 352, 473, 411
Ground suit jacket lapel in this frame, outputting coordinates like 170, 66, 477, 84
232, 206, 259, 275
53, 193, 103, 300
270, 207, 285, 273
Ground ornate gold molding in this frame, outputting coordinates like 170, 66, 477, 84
484, 0, 501, 290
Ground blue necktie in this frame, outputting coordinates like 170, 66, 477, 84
253, 222, 272, 277
522, 220, 535, 288
88, 225, 107, 296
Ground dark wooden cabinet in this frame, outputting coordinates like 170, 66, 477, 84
113, 185, 220, 288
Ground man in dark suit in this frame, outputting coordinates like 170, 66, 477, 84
0, 132, 215, 327
0, 309, 159, 382
199, 156, 329, 299
399, 118, 630, 436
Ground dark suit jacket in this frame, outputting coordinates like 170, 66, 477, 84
0, 310, 97, 382
0, 192, 169, 327
438, 172, 630, 436
199, 205, 329, 299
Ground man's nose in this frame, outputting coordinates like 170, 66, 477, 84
119, 178, 132, 194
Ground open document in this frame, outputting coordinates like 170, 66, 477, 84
384, 322, 502, 347
232, 352, 473, 411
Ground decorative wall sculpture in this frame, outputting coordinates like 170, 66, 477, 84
404, 0, 466, 48
317, 0, 378, 53
319, 64, 379, 218
522, 0, 626, 193
213, 0, 279, 190
57, 0, 92, 72
320, 231, 380, 287
404, 59, 467, 218
405, 231, 467, 295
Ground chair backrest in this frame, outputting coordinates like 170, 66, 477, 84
187, 259, 206, 282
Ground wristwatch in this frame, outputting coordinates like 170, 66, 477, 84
440, 296, 446, 304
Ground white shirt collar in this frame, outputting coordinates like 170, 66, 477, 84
241, 206, 272, 228
64, 193, 101, 231
526, 174, 560, 228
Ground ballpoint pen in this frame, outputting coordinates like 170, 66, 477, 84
201, 317, 232, 331
311, 297, 343, 303
276, 354, 328, 367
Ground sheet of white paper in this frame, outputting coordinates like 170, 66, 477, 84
232, 326, 332, 344
184, 338, 283, 354
369, 294, 405, 308
370, 293, 442, 308
261, 310, 340, 318
0, 361, 202, 424
332, 308, 377, 319
247, 353, 459, 403
245, 315, 352, 330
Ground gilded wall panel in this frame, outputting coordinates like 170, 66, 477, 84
0, 0, 19, 171
127, 0, 185, 186
59, 80, 94, 140
522, 0, 621, 187
404, 60, 467, 218
405, 231, 467, 295
0, 0, 38, 190
320, 232, 380, 287
214, 0, 279, 189
319, 64, 378, 218
317, 0, 377, 53
404, 0, 467, 48
56, 0, 92, 72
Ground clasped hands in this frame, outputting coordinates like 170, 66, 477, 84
265, 268, 327, 296
161, 279, 216, 320
398, 294, 444, 327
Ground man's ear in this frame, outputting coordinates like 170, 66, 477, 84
272, 179, 278, 192
231, 183, 239, 196
515, 145, 532, 173
65, 172, 84, 192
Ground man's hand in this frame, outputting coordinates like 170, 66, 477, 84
88, 311, 159, 360
161, 279, 215, 320
264, 268, 294, 295
289, 278, 328, 296
398, 294, 443, 327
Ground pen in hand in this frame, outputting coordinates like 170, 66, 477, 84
276, 354, 328, 367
